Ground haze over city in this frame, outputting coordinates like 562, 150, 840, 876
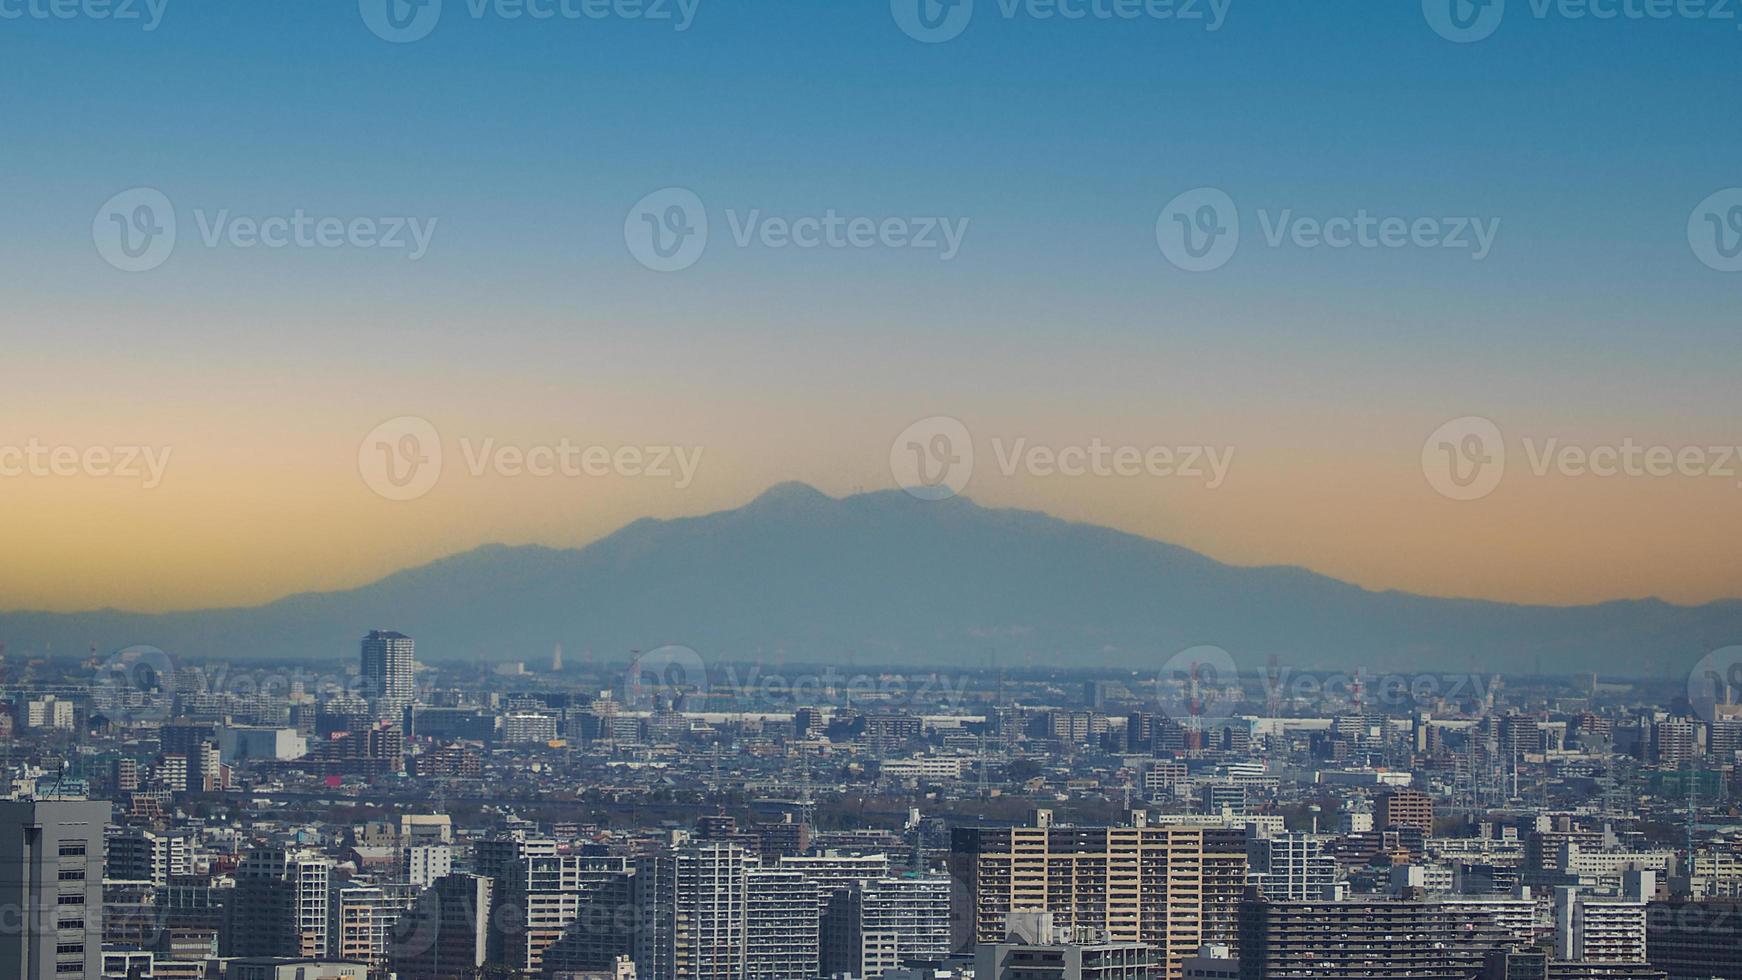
4, 5, 1742, 980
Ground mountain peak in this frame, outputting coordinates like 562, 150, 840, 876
744, 482, 835, 511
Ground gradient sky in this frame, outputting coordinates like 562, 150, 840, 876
2, 0, 1740, 613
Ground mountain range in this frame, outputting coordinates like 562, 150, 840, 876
2, 482, 1736, 678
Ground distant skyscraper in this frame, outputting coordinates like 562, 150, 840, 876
0, 799, 108, 980
360, 630, 416, 717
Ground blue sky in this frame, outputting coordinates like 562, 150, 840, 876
2, 0, 1740, 611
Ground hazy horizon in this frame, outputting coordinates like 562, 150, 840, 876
7, 479, 1738, 618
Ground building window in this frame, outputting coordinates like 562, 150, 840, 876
57, 893, 85, 905
57, 843, 85, 857
57, 869, 85, 881
56, 944, 84, 956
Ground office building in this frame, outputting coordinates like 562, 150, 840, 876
0, 799, 107, 980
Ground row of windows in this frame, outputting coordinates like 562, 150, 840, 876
57, 843, 85, 857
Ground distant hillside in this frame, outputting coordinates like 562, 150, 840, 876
1, 483, 1734, 678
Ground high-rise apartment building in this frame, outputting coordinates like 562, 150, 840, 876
821, 874, 953, 979
1245, 830, 1337, 901
490, 849, 632, 975
0, 799, 108, 980
1237, 896, 1517, 980
395, 873, 492, 980
634, 841, 750, 980
744, 869, 819, 980
1377, 789, 1436, 835
776, 851, 892, 910
1556, 887, 1648, 965
105, 829, 189, 886
403, 844, 452, 888
229, 848, 332, 960
953, 815, 1249, 980
330, 884, 389, 968
360, 629, 416, 718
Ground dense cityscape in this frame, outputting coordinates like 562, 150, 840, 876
1, 632, 1739, 980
